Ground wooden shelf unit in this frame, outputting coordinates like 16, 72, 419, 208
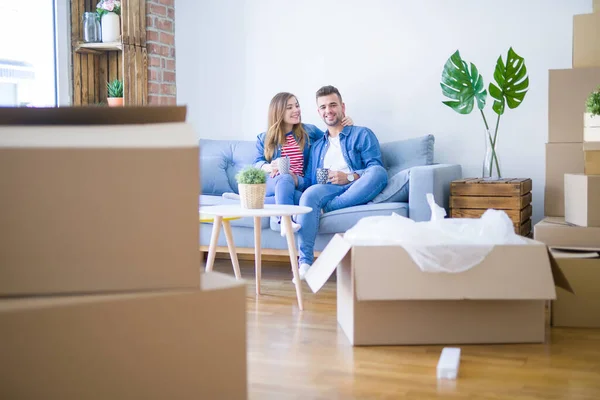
70, 0, 147, 106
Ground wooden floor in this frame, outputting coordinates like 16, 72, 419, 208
210, 259, 600, 400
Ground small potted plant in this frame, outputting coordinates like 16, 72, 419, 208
585, 86, 600, 142
235, 166, 267, 209
106, 79, 123, 107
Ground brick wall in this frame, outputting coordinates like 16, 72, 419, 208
146, 0, 176, 105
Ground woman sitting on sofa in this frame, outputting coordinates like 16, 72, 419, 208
224, 91, 352, 233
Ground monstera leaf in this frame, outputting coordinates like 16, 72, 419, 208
441, 50, 487, 115
488, 47, 529, 115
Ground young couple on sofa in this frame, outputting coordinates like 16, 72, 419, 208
225, 86, 388, 280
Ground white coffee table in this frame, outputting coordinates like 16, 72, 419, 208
200, 204, 312, 310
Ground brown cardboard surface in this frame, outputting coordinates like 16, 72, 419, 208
545, 143, 585, 216
534, 217, 600, 250
307, 234, 567, 345
585, 150, 600, 175
0, 114, 200, 296
565, 174, 600, 227
0, 272, 247, 400
573, 13, 600, 68
0, 105, 187, 125
551, 256, 600, 328
548, 68, 600, 143
595, 0, 600, 12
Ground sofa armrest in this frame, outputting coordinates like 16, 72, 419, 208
408, 164, 462, 222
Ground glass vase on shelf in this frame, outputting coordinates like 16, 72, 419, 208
82, 12, 101, 43
482, 128, 502, 180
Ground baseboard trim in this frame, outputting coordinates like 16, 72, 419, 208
199, 246, 321, 263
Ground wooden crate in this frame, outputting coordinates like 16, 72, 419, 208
70, 0, 147, 106
450, 178, 533, 236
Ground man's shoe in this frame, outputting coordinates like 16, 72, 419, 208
292, 263, 311, 285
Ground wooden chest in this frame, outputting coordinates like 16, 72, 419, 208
449, 178, 533, 236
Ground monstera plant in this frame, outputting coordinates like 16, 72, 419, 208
441, 47, 529, 178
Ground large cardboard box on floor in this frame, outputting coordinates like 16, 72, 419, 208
305, 235, 571, 346
548, 68, 600, 143
0, 272, 247, 400
544, 143, 584, 217
550, 250, 600, 328
534, 217, 600, 250
565, 174, 600, 227
584, 141, 600, 175
0, 106, 201, 295
573, 13, 600, 68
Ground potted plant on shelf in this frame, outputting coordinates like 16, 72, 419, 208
440, 47, 530, 179
106, 79, 123, 107
96, 0, 121, 43
585, 86, 600, 142
235, 166, 267, 209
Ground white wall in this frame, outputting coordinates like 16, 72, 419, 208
176, 0, 593, 224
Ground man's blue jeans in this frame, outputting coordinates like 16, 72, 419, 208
297, 165, 388, 265
264, 173, 301, 205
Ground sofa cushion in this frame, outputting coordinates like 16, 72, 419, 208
371, 168, 410, 203
318, 202, 408, 234
199, 195, 270, 229
380, 134, 434, 177
199, 139, 256, 195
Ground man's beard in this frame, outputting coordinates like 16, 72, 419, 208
323, 115, 340, 126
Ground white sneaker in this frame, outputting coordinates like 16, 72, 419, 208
222, 192, 240, 201
292, 263, 311, 284
280, 221, 301, 237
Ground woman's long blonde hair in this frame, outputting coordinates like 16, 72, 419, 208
264, 92, 308, 162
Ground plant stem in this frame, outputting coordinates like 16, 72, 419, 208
479, 110, 502, 178
489, 114, 502, 177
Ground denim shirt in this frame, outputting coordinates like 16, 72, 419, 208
253, 123, 323, 190
304, 125, 384, 188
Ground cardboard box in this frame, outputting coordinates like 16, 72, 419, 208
534, 217, 600, 250
544, 143, 584, 217
595, 0, 600, 12
584, 113, 600, 142
550, 250, 600, 328
565, 174, 600, 227
548, 68, 600, 143
304, 235, 571, 346
584, 141, 600, 175
573, 13, 600, 68
0, 272, 247, 400
0, 107, 201, 296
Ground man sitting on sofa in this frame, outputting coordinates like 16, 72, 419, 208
296, 85, 388, 280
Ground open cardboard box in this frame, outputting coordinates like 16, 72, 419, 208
0, 106, 201, 295
305, 235, 572, 346
0, 271, 247, 400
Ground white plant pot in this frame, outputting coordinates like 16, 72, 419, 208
584, 112, 600, 142
101, 12, 121, 43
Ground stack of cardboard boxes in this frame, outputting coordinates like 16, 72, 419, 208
0, 107, 247, 399
534, 5, 600, 328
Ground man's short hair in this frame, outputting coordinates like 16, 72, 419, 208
316, 85, 342, 103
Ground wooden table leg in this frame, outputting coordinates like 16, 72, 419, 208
254, 216, 262, 295
282, 215, 304, 311
205, 216, 222, 272
222, 219, 242, 279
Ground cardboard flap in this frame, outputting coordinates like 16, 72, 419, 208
305, 234, 351, 293
584, 141, 600, 151
0, 106, 187, 125
352, 243, 559, 301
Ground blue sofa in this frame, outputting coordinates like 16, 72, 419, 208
199, 134, 462, 252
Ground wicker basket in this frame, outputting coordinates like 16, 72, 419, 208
238, 183, 266, 209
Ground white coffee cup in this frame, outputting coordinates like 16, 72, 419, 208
278, 156, 290, 174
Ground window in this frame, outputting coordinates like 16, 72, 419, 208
0, 0, 71, 107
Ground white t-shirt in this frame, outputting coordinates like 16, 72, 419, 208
323, 135, 350, 173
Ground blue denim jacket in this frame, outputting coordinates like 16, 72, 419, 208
303, 125, 385, 188
253, 123, 323, 190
